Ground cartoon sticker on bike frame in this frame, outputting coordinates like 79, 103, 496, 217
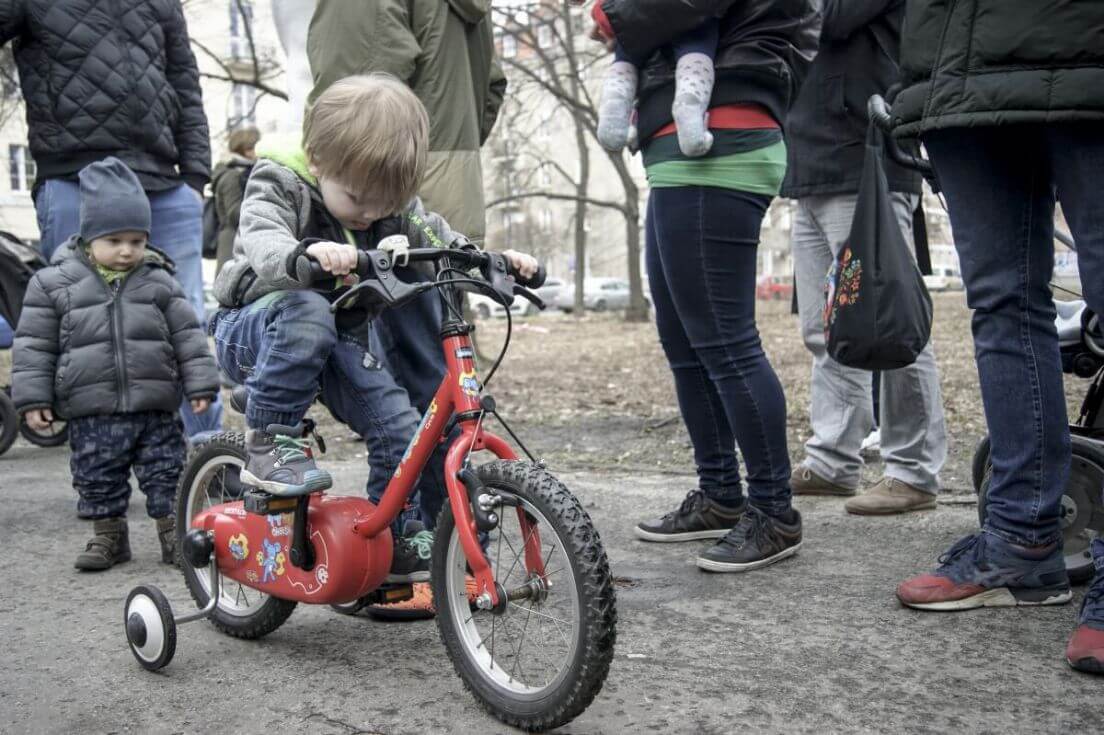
228, 533, 249, 561
256, 538, 286, 583
459, 369, 480, 397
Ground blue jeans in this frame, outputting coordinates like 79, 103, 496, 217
34, 178, 223, 438
645, 186, 792, 516
926, 124, 1104, 546
212, 287, 449, 529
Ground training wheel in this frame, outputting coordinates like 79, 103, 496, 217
124, 585, 177, 671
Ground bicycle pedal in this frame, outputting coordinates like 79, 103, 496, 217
242, 488, 298, 515
364, 584, 414, 605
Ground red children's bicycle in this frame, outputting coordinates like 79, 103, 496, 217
122, 247, 617, 731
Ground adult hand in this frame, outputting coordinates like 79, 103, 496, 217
503, 249, 539, 280
190, 398, 210, 414
306, 241, 359, 275
25, 408, 54, 431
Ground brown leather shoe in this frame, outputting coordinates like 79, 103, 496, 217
790, 466, 855, 496
845, 476, 937, 515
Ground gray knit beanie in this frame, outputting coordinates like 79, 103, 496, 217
78, 157, 151, 242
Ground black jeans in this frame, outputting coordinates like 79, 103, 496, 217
926, 123, 1104, 546
646, 186, 792, 516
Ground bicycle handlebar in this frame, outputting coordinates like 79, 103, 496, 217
293, 247, 548, 314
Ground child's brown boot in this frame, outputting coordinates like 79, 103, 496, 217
156, 516, 177, 566
75, 517, 132, 571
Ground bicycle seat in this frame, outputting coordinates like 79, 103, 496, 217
1056, 300, 1086, 345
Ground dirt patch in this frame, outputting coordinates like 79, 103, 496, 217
3, 292, 1090, 494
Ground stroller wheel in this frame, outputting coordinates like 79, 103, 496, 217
971, 435, 991, 493
0, 390, 18, 456
978, 439, 1104, 584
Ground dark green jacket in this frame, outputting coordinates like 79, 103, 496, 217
892, 0, 1104, 137
307, 0, 506, 244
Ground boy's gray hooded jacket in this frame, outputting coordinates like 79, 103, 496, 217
213, 143, 463, 309
12, 238, 218, 419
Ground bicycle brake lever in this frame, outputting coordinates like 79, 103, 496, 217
514, 285, 546, 311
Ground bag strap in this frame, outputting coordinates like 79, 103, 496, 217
913, 199, 932, 276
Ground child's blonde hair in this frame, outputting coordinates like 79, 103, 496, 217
303, 73, 429, 215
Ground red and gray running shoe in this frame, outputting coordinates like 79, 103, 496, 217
1066, 539, 1104, 674
896, 532, 1071, 611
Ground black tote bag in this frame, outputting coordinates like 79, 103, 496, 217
823, 123, 932, 370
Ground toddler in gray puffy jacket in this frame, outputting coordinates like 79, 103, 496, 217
12, 158, 219, 571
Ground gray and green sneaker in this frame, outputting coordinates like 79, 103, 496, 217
241, 424, 332, 497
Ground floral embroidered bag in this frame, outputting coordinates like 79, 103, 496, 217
824, 121, 932, 370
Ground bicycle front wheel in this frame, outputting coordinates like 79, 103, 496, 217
431, 460, 616, 731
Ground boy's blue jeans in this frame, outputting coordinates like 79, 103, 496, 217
926, 123, 1104, 547
211, 286, 450, 530
34, 178, 223, 439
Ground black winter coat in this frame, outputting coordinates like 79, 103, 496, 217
601, 0, 821, 141
892, 0, 1104, 137
781, 0, 919, 198
0, 0, 211, 188
12, 238, 218, 419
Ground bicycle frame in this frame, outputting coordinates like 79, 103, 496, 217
350, 283, 543, 607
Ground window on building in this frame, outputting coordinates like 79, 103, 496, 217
229, 83, 257, 128
539, 208, 552, 232
9, 144, 34, 193
538, 23, 553, 49
229, 0, 254, 60
502, 34, 517, 59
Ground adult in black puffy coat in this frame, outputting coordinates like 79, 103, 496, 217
0, 0, 221, 439
890, 1, 1104, 674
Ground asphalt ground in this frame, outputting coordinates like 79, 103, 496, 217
1, 444, 1100, 734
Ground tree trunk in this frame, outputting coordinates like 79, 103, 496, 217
563, 2, 590, 317
606, 153, 648, 322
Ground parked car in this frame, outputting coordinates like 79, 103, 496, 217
557, 277, 649, 313
533, 277, 566, 307
756, 274, 794, 301
923, 267, 964, 292
468, 292, 533, 319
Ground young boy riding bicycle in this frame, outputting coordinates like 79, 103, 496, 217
211, 74, 536, 583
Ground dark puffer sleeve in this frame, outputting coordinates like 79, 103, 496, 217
163, 277, 218, 401
11, 272, 60, 413
0, 0, 26, 43
163, 0, 211, 184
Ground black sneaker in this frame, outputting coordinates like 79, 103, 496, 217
241, 424, 332, 497
696, 506, 802, 572
634, 490, 746, 542
386, 528, 433, 583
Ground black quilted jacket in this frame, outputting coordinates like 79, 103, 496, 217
12, 237, 218, 419
0, 0, 210, 188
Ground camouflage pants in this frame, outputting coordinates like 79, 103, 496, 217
70, 411, 186, 520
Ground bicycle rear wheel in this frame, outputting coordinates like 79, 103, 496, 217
431, 460, 616, 731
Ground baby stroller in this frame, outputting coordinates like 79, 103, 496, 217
0, 231, 69, 455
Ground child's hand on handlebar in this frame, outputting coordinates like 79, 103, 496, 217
503, 249, 539, 280
306, 241, 358, 276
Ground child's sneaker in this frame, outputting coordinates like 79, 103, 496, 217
386, 527, 433, 584
75, 517, 131, 571
1066, 538, 1104, 674
156, 516, 177, 566
897, 532, 1072, 611
242, 424, 332, 496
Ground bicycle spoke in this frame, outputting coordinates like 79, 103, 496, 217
510, 602, 570, 644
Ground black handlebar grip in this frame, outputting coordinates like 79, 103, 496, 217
295, 255, 325, 286
513, 264, 546, 290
